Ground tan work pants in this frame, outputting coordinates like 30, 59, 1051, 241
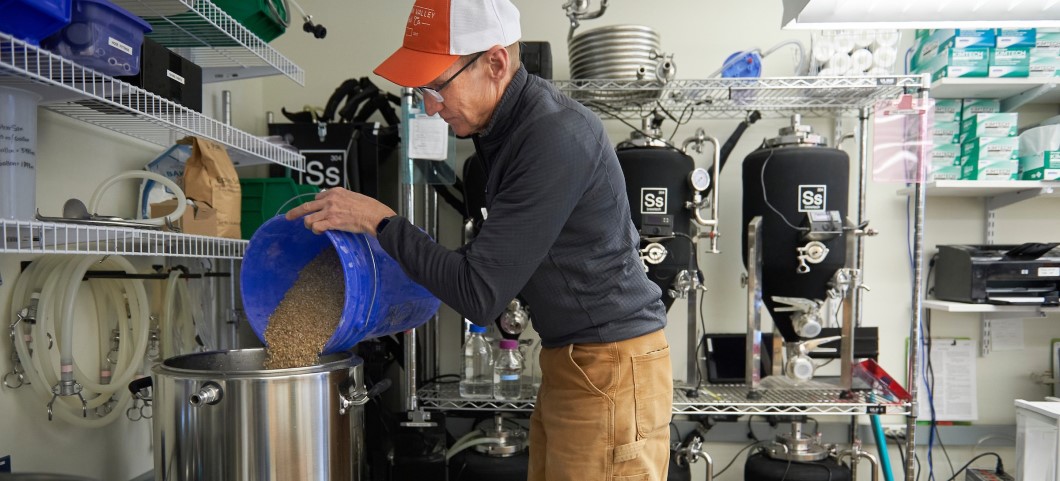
528, 329, 672, 481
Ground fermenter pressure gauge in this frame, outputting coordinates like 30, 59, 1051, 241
689, 168, 710, 192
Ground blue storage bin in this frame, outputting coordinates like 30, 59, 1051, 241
0, 0, 72, 45
41, 0, 151, 76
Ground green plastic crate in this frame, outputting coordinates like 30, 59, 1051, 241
240, 177, 320, 240
212, 0, 287, 43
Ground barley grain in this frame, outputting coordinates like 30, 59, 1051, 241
263, 248, 344, 369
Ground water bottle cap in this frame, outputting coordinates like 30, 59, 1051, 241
499, 339, 519, 350
468, 324, 487, 334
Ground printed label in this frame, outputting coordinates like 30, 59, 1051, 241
500, 374, 520, 381
798, 185, 827, 212
108, 37, 133, 56
1039, 267, 1060, 277
640, 188, 667, 214
166, 70, 186, 85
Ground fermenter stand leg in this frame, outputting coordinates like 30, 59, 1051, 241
746, 217, 763, 398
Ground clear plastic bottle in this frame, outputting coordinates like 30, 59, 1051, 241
493, 339, 524, 400
459, 324, 493, 399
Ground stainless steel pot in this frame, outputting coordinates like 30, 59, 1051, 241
150, 349, 367, 481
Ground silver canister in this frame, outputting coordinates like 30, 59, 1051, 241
150, 349, 366, 481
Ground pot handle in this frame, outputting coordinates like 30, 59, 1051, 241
128, 376, 152, 396
339, 378, 391, 415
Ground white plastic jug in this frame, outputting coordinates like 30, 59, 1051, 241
0, 86, 41, 220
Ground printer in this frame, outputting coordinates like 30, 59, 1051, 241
934, 243, 1060, 305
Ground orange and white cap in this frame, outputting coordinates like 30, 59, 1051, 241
374, 0, 521, 87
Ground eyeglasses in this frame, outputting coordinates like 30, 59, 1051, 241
416, 52, 484, 103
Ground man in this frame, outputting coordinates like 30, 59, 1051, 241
286, 0, 673, 479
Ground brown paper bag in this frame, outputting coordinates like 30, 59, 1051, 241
178, 136, 241, 239
150, 199, 218, 237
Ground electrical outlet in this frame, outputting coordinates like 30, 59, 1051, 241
882, 424, 907, 438
0, 455, 10, 472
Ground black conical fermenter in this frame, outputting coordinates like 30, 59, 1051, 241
741, 125, 849, 341
617, 145, 695, 310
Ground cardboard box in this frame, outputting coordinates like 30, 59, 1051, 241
151, 199, 218, 237
961, 99, 1001, 120
1030, 47, 1060, 77
1020, 151, 1060, 180
933, 98, 963, 123
932, 120, 961, 144
961, 136, 1020, 162
960, 113, 1019, 142
997, 28, 1037, 49
989, 47, 1031, 77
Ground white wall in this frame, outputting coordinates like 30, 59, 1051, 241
3, 0, 1060, 480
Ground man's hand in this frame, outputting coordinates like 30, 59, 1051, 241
285, 187, 397, 236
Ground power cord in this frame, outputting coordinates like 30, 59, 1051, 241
713, 441, 760, 479
942, 452, 1004, 481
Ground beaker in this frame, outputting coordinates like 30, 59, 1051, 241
0, 86, 41, 221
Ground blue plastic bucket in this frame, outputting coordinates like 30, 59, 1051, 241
241, 215, 440, 353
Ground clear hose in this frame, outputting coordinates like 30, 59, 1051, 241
88, 170, 187, 226
11, 255, 149, 427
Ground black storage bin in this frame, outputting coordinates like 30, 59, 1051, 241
118, 37, 202, 112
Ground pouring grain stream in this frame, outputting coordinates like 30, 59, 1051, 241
263, 248, 345, 369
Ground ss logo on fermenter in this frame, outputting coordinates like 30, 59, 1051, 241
798, 185, 826, 212
640, 188, 667, 214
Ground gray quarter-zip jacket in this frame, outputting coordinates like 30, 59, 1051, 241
378, 66, 666, 348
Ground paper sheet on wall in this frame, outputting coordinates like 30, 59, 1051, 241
990, 318, 1025, 351
408, 115, 449, 160
916, 339, 978, 421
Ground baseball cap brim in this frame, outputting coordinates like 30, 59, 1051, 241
374, 47, 461, 88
